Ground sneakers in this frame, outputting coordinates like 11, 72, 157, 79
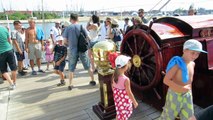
18, 70, 27, 76
38, 69, 45, 73
31, 71, 37, 75
8, 84, 16, 90
68, 85, 74, 90
89, 81, 96, 86
57, 80, 66, 86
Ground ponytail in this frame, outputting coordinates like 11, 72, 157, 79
112, 68, 119, 84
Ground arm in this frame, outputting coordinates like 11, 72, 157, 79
13, 40, 22, 54
11, 31, 22, 54
87, 24, 98, 31
56, 47, 67, 64
50, 34, 54, 44
25, 29, 29, 52
8, 38, 12, 44
124, 78, 138, 108
86, 18, 92, 31
62, 28, 69, 46
108, 28, 114, 39
163, 65, 189, 92
40, 29, 45, 51
50, 28, 55, 44
82, 26, 91, 41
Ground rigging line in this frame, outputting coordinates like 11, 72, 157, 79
147, 0, 172, 21
158, 0, 172, 11
144, 0, 164, 17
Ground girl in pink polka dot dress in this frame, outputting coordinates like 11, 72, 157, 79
112, 55, 138, 120
45, 39, 54, 70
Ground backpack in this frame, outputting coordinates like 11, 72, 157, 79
76, 25, 89, 52
112, 28, 122, 42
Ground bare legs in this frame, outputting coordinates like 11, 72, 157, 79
3, 70, 17, 85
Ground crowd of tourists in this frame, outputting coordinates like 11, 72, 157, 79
0, 7, 212, 120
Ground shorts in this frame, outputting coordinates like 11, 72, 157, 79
68, 51, 90, 72
89, 40, 99, 49
46, 54, 54, 62
28, 43, 42, 60
15, 52, 25, 61
0, 49, 17, 74
54, 61, 66, 72
159, 89, 194, 120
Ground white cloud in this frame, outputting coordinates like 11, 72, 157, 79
0, 0, 212, 12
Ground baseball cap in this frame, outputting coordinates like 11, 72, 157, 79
183, 39, 207, 53
55, 21, 60, 24
115, 55, 131, 68
56, 35, 64, 41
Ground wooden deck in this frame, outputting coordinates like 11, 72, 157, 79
0, 63, 203, 120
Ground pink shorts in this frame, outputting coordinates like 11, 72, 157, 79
46, 54, 54, 62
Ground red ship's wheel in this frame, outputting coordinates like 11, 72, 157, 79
121, 29, 163, 91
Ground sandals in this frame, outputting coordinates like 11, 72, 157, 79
89, 81, 96, 86
57, 80, 66, 86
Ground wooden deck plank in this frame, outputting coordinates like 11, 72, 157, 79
0, 63, 204, 120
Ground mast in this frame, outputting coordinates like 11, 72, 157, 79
41, 0, 46, 39
1, 0, 10, 31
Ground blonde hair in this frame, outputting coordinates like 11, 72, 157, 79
28, 17, 36, 23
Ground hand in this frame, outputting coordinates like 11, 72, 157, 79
184, 84, 191, 90
133, 101, 138, 109
183, 84, 191, 92
42, 46, 45, 51
56, 61, 60, 66
18, 50, 23, 55
25, 48, 29, 53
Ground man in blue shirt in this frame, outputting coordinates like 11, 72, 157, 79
63, 13, 96, 90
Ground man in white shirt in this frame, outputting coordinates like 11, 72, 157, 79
122, 18, 130, 35
50, 21, 61, 44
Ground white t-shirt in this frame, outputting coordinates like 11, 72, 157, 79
88, 23, 99, 42
98, 23, 107, 41
50, 26, 61, 42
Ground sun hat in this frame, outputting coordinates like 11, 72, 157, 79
183, 39, 207, 53
56, 35, 64, 41
115, 55, 131, 68
111, 19, 118, 25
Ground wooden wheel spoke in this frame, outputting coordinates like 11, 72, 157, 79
133, 35, 137, 54
137, 67, 142, 85
142, 51, 154, 60
140, 66, 151, 83
139, 39, 146, 55
143, 63, 155, 71
125, 41, 134, 56
130, 66, 136, 81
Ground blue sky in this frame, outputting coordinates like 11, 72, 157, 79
0, 0, 212, 12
